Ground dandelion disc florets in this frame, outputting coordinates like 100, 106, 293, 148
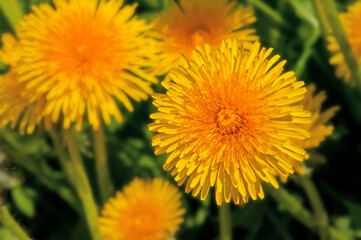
99, 178, 185, 240
152, 0, 258, 76
0, 0, 157, 133
149, 39, 311, 205
328, 1, 361, 85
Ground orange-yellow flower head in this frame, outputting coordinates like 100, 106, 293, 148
149, 39, 311, 205
328, 1, 361, 85
152, 0, 258, 76
0, 70, 44, 134
0, 0, 157, 133
290, 84, 339, 175
99, 178, 185, 240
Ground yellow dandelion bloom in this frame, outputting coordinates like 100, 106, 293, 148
0, 70, 49, 134
0, 0, 157, 133
290, 84, 339, 175
152, 0, 258, 76
149, 39, 311, 205
99, 178, 185, 240
327, 1, 361, 85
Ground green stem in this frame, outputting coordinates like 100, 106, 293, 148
65, 130, 101, 240
219, 203, 232, 240
0, 206, 30, 240
247, 0, 284, 24
93, 124, 114, 204
49, 129, 75, 186
299, 176, 329, 240
265, 184, 351, 239
294, 27, 320, 77
264, 184, 317, 230
312, 0, 331, 37
313, 0, 361, 93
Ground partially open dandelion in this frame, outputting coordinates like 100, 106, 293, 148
149, 39, 311, 205
0, 70, 48, 134
152, 0, 258, 76
99, 178, 185, 240
0, 0, 157, 133
290, 84, 339, 175
327, 1, 361, 85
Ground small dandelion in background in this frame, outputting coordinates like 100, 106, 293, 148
149, 39, 311, 205
328, 1, 361, 85
99, 178, 185, 240
291, 84, 340, 175
152, 0, 258, 77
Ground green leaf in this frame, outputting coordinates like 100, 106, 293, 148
10, 187, 36, 218
289, 0, 318, 27
344, 201, 361, 229
1, 129, 51, 156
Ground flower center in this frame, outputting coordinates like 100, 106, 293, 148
190, 29, 210, 47
121, 202, 162, 239
42, 7, 121, 87
216, 107, 245, 134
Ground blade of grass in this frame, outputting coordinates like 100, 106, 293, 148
0, 206, 30, 240
0, 0, 23, 30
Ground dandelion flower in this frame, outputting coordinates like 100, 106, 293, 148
149, 39, 311, 205
327, 1, 361, 85
0, 70, 48, 134
1, 0, 157, 133
99, 178, 185, 240
152, 0, 258, 76
290, 84, 339, 175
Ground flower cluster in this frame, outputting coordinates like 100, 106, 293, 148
0, 2, 341, 238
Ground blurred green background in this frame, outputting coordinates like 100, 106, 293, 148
1, 0, 361, 239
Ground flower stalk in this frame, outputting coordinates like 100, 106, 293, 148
299, 175, 329, 240
93, 124, 114, 204
264, 184, 317, 230
0, 206, 30, 240
219, 203, 232, 240
49, 129, 75, 186
65, 130, 101, 240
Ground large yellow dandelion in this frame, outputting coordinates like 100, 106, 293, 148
99, 178, 185, 240
149, 39, 311, 205
0, 0, 157, 133
327, 1, 361, 85
290, 84, 339, 175
152, 0, 258, 76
